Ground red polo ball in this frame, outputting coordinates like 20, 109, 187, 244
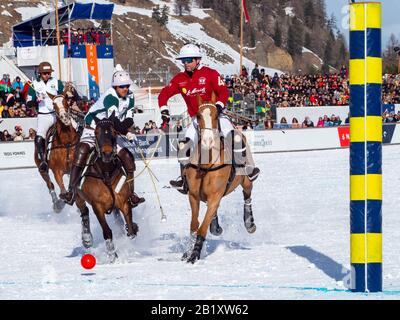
81, 254, 96, 269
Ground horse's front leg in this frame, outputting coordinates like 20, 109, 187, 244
182, 192, 200, 261
187, 197, 221, 264
76, 195, 93, 248
93, 205, 117, 263
120, 202, 138, 239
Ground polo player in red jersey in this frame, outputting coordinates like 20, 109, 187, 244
158, 43, 260, 194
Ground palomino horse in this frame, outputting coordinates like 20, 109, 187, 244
34, 85, 82, 213
183, 94, 256, 263
74, 115, 138, 263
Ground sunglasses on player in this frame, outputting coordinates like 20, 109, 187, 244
180, 57, 195, 64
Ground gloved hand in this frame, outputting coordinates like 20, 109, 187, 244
161, 108, 170, 122
215, 102, 225, 115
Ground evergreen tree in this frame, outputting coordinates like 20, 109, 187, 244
175, 0, 191, 16
152, 5, 161, 22
322, 36, 334, 74
328, 13, 338, 32
250, 29, 256, 47
304, 32, 311, 49
383, 33, 400, 74
274, 21, 282, 47
304, 0, 315, 29
287, 22, 303, 57
160, 5, 169, 26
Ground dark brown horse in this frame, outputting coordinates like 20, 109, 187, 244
74, 116, 138, 262
183, 94, 256, 263
34, 84, 82, 213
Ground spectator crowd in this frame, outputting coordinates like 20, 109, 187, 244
0, 74, 37, 119
1, 64, 400, 139
41, 27, 111, 46
224, 65, 400, 109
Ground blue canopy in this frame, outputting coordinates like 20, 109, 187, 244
12, 2, 114, 47
70, 3, 114, 20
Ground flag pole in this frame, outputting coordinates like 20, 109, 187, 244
240, 0, 244, 75
55, 0, 62, 79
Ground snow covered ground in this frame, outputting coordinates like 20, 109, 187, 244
1, 146, 400, 299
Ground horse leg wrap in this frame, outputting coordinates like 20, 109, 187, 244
187, 235, 205, 264
105, 239, 118, 263
209, 215, 223, 236
81, 209, 93, 248
49, 189, 58, 203
244, 198, 256, 233
182, 231, 197, 260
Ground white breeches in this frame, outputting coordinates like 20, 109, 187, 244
80, 127, 123, 152
37, 113, 56, 138
185, 116, 234, 144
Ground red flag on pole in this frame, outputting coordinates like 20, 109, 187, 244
242, 0, 250, 23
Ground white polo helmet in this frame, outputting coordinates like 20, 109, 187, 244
112, 70, 133, 86
176, 43, 202, 60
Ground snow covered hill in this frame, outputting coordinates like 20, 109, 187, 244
1, 0, 286, 77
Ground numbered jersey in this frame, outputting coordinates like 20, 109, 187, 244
158, 66, 229, 117
84, 87, 134, 128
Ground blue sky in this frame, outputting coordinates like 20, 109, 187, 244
325, 0, 400, 46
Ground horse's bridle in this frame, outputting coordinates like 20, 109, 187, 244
196, 102, 226, 169
95, 119, 117, 161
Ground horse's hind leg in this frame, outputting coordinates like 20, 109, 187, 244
37, 167, 61, 213
76, 195, 93, 248
241, 177, 256, 233
51, 169, 67, 213
93, 205, 117, 263
120, 203, 138, 239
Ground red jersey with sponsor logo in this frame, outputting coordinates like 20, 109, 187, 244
158, 66, 229, 117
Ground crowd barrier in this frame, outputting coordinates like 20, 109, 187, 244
276, 104, 400, 125
1, 124, 400, 170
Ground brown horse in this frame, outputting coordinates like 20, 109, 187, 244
74, 116, 138, 263
183, 94, 256, 263
34, 84, 82, 213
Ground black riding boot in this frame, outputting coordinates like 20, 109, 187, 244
170, 163, 189, 194
170, 139, 191, 194
35, 135, 48, 173
118, 148, 145, 207
60, 142, 91, 205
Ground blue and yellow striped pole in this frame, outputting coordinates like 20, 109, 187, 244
349, 2, 382, 292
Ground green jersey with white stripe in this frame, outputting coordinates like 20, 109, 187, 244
85, 87, 135, 127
